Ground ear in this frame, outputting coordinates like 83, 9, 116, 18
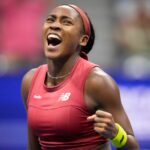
79, 35, 89, 47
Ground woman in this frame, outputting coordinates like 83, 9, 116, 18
22, 4, 139, 150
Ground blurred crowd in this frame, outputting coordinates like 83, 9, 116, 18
0, 0, 53, 74
114, 0, 150, 79
0, 0, 150, 79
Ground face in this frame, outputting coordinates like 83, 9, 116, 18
42, 5, 89, 60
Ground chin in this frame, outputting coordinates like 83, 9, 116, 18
44, 50, 61, 60
45, 53, 57, 60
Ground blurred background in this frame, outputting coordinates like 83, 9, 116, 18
0, 0, 150, 149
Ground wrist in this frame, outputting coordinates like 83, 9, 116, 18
111, 123, 119, 139
110, 123, 128, 148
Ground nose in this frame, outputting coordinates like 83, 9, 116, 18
50, 21, 61, 31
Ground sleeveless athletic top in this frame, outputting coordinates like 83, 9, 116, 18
27, 57, 107, 150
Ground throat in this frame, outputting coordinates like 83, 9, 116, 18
45, 71, 70, 87
46, 55, 79, 86
47, 71, 70, 80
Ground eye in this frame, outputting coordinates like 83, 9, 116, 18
46, 17, 55, 23
62, 19, 73, 26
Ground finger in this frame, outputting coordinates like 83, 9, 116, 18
94, 122, 107, 128
93, 124, 114, 138
87, 114, 96, 121
94, 117, 111, 124
94, 126, 110, 138
94, 122, 113, 130
96, 110, 112, 118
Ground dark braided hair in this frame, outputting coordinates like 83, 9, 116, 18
81, 15, 95, 54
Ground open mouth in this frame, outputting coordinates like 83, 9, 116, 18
47, 34, 62, 46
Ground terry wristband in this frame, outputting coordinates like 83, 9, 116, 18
111, 123, 127, 148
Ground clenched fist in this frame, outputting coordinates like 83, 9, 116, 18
87, 110, 118, 139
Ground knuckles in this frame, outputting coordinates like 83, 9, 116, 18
92, 111, 115, 138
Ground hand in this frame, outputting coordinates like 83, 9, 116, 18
87, 110, 118, 139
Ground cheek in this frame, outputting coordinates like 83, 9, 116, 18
65, 34, 80, 48
42, 24, 46, 36
65, 27, 81, 43
42, 23, 49, 36
42, 24, 49, 44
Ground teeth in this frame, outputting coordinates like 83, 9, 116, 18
48, 34, 60, 40
47, 33, 62, 46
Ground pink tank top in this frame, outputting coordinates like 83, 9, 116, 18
27, 57, 107, 150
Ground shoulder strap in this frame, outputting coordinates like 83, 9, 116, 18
71, 58, 98, 90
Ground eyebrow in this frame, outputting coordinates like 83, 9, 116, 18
47, 14, 74, 21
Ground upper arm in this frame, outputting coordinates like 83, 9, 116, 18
21, 68, 41, 150
21, 68, 37, 110
85, 67, 134, 136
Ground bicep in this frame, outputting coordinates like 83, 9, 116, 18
103, 85, 134, 136
21, 68, 36, 109
21, 69, 40, 149
21, 75, 29, 109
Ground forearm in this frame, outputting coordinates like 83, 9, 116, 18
27, 139, 41, 150
27, 141, 41, 150
110, 123, 139, 150
27, 128, 41, 150
116, 135, 139, 150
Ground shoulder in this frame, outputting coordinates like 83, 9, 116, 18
21, 68, 38, 108
85, 67, 121, 109
86, 67, 119, 93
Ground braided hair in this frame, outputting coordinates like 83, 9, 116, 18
81, 16, 95, 54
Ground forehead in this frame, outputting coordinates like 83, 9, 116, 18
49, 5, 79, 19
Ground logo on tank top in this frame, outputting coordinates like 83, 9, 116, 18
58, 92, 71, 101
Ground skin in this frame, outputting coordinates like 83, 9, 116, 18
22, 5, 139, 150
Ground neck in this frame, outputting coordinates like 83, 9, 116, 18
47, 54, 79, 79
47, 71, 70, 80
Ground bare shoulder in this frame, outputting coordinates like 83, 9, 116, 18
85, 67, 121, 109
21, 68, 38, 109
86, 67, 119, 95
